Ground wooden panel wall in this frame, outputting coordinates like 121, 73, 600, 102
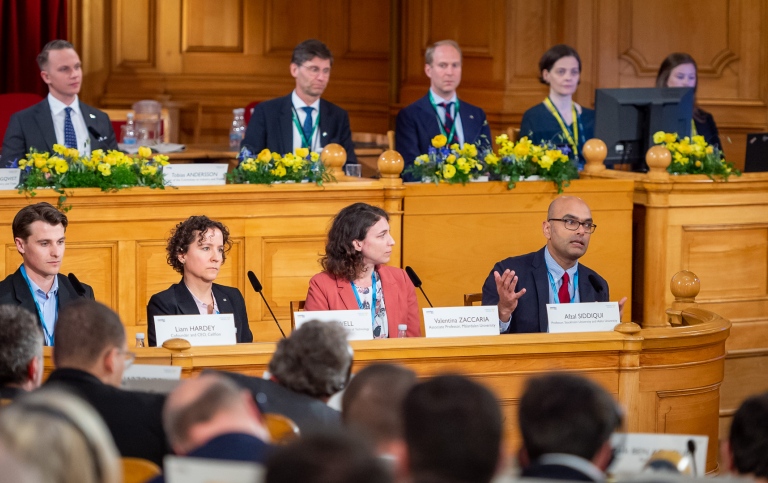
71, 0, 767, 166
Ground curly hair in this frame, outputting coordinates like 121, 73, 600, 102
320, 203, 389, 282
166, 216, 232, 274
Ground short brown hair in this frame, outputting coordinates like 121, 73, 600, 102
166, 216, 232, 274
53, 300, 126, 368
12, 202, 68, 241
36, 39, 76, 70
425, 40, 462, 65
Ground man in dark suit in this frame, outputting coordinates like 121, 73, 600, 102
0, 306, 43, 401
241, 39, 357, 164
395, 40, 491, 181
518, 373, 623, 481
0, 202, 94, 346
482, 196, 626, 333
43, 299, 169, 466
1, 40, 117, 164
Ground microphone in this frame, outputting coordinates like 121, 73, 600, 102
687, 439, 698, 477
67, 273, 87, 297
588, 274, 604, 295
405, 266, 433, 307
248, 271, 285, 338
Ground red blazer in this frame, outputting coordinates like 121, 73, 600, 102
305, 265, 421, 337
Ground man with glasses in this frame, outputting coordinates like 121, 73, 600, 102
241, 39, 357, 164
44, 299, 169, 465
482, 196, 626, 333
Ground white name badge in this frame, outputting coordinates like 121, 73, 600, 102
122, 364, 182, 381
0, 169, 21, 190
162, 163, 228, 186
547, 302, 620, 333
153, 313, 236, 346
423, 306, 500, 338
294, 310, 374, 340
609, 433, 708, 477
165, 456, 264, 483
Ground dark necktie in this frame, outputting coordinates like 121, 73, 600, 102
558, 272, 571, 304
438, 102, 454, 134
64, 107, 78, 149
301, 106, 314, 147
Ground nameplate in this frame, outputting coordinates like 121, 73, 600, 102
165, 456, 264, 483
122, 364, 182, 380
163, 163, 228, 186
0, 169, 21, 190
609, 433, 708, 477
294, 310, 374, 340
423, 306, 500, 338
153, 313, 236, 346
546, 302, 620, 333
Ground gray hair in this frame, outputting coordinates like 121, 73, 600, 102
0, 306, 43, 385
425, 40, 462, 65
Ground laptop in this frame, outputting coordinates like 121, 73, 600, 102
744, 133, 768, 172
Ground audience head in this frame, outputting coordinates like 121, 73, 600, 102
0, 306, 43, 392
403, 374, 503, 483
539, 44, 582, 96
656, 52, 698, 90
53, 300, 130, 387
724, 391, 768, 479
290, 39, 333, 103
36, 40, 82, 102
424, 40, 463, 99
266, 431, 392, 483
518, 373, 622, 469
163, 373, 270, 454
269, 320, 352, 400
543, 196, 594, 268
0, 388, 121, 483
321, 202, 393, 282
166, 215, 231, 280
13, 202, 68, 281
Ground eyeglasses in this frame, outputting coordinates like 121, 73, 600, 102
548, 218, 597, 234
118, 349, 136, 368
301, 64, 331, 77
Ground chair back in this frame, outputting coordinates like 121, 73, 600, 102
289, 300, 306, 330
121, 457, 161, 483
0, 93, 43, 152
464, 293, 482, 306
263, 412, 300, 445
244, 101, 260, 125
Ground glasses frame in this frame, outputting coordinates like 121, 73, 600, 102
548, 218, 597, 234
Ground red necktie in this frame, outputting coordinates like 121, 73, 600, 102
438, 102, 454, 134
558, 272, 570, 304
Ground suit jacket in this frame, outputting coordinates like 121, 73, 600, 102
146, 281, 253, 347
241, 94, 357, 164
0, 268, 95, 336
44, 368, 169, 466
2, 98, 118, 163
694, 108, 722, 151
217, 371, 341, 436
305, 265, 421, 337
395, 94, 491, 181
481, 247, 609, 333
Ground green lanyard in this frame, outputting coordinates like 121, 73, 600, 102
543, 97, 579, 157
291, 106, 321, 149
691, 119, 698, 137
428, 91, 460, 144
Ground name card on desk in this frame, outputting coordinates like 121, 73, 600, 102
165, 456, 264, 483
547, 302, 620, 333
609, 433, 708, 477
163, 163, 228, 186
294, 310, 373, 340
423, 306, 499, 338
153, 314, 236, 346
0, 169, 21, 190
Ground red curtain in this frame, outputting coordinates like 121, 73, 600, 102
0, 0, 68, 95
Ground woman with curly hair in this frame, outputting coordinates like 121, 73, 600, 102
305, 203, 420, 338
146, 215, 253, 346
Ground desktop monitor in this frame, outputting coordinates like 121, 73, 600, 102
594, 87, 694, 171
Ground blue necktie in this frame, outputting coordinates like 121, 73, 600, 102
301, 106, 314, 148
64, 107, 78, 149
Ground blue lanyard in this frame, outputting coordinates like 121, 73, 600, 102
19, 265, 55, 345
546, 269, 578, 304
351, 271, 377, 323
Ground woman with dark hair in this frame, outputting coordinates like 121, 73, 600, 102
305, 203, 421, 338
146, 215, 253, 346
656, 52, 722, 149
519, 44, 594, 169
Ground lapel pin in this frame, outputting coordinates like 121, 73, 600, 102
89, 114, 96, 119
222, 298, 227, 302
469, 115, 474, 119
323, 132, 327, 137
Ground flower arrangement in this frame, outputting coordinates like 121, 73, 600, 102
228, 147, 333, 185
403, 134, 486, 184
16, 145, 169, 210
652, 131, 739, 180
489, 134, 577, 193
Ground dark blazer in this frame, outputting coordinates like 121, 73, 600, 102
43, 368, 169, 466
241, 94, 357, 164
0, 268, 95, 337
2, 98, 118, 164
694, 108, 722, 151
521, 463, 599, 481
395, 94, 491, 181
146, 281, 253, 347
519, 102, 595, 167
218, 371, 341, 436
481, 247, 609, 333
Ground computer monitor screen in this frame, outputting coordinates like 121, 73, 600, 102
594, 87, 694, 171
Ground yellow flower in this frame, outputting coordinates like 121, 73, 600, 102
138, 146, 152, 159
431, 134, 447, 148
272, 152, 282, 161
295, 147, 309, 158
67, 148, 80, 159
153, 155, 169, 165
271, 165, 287, 177
692, 135, 706, 146
34, 156, 47, 169
514, 140, 532, 158
653, 131, 666, 144
449, 143, 460, 152
461, 144, 477, 158
91, 150, 104, 163
495, 134, 509, 145
484, 153, 499, 166
140, 165, 158, 176
54, 159, 69, 174
695, 160, 702, 168
104, 152, 121, 166
664, 133, 678, 144
445, 154, 456, 164
48, 156, 64, 168
258, 149, 272, 163
53, 144, 67, 156
539, 155, 554, 170
98, 163, 111, 176
442, 164, 456, 179
18, 160, 27, 168
705, 146, 714, 154
310, 152, 320, 162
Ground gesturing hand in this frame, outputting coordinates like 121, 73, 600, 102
494, 269, 526, 322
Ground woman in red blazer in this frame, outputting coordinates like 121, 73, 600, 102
305, 203, 421, 338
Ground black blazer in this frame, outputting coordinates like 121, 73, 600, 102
146, 281, 253, 347
240, 94, 357, 164
1, 98, 118, 164
44, 368, 169, 466
0, 268, 95, 337
694, 109, 722, 151
481, 247, 609, 333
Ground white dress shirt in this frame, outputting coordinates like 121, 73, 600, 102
430, 88, 465, 146
47, 93, 91, 157
291, 91, 322, 153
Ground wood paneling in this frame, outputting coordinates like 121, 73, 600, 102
182, 0, 243, 53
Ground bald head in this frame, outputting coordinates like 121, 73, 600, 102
546, 196, 590, 220
543, 196, 594, 269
